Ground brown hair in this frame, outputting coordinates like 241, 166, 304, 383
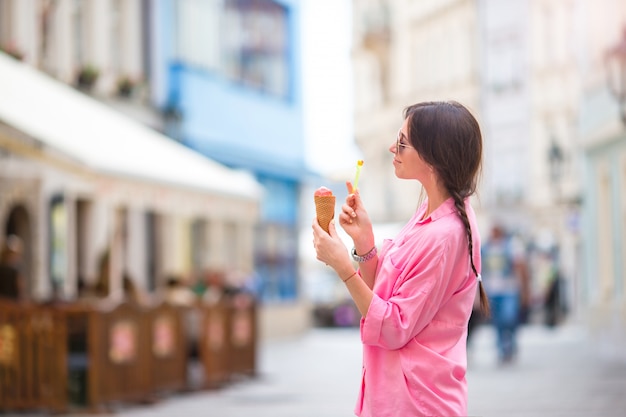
403, 101, 490, 316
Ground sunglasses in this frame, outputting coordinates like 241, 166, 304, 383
396, 129, 415, 154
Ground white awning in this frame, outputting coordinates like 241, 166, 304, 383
0, 53, 262, 200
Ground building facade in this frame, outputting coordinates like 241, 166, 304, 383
0, 0, 312, 338
576, 0, 626, 359
0, 52, 260, 302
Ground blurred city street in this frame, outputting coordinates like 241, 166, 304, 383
2, 1, 626, 416
52, 320, 626, 417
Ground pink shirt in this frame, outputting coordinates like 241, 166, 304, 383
355, 197, 480, 417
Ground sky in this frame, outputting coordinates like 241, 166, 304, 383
301, 0, 361, 178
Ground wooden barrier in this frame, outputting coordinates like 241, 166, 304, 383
0, 295, 258, 413
148, 302, 187, 395
90, 301, 152, 406
228, 293, 257, 377
62, 301, 152, 410
64, 303, 91, 408
198, 299, 232, 388
196, 294, 258, 387
0, 301, 67, 412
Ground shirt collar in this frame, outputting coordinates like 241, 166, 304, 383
416, 197, 457, 224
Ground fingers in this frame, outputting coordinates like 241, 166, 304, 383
312, 217, 335, 240
312, 217, 324, 237
327, 219, 336, 236
338, 210, 352, 226
345, 190, 359, 209
342, 199, 358, 218
345, 181, 361, 197
345, 181, 354, 194
312, 218, 341, 267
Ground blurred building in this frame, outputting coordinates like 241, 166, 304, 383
478, 0, 583, 319
351, 0, 626, 356
0, 0, 312, 339
576, 0, 626, 359
148, 0, 310, 338
0, 1, 261, 305
0, 53, 260, 302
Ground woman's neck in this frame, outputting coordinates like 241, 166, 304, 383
421, 185, 451, 220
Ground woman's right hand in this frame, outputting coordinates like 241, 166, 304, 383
339, 181, 374, 248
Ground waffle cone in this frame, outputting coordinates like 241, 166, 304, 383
314, 195, 335, 234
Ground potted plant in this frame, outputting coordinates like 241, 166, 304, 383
76, 65, 99, 90
116, 76, 135, 98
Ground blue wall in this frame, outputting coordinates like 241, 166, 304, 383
172, 65, 305, 178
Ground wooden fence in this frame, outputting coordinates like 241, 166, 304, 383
0, 296, 257, 413
0, 300, 67, 412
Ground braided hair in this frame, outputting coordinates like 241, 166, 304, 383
404, 101, 490, 316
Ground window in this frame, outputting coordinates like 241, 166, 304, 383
255, 222, 297, 301
39, 0, 59, 72
223, 0, 290, 97
224, 221, 239, 269
191, 219, 208, 273
176, 0, 222, 71
175, 0, 291, 99
110, 0, 122, 72
49, 195, 68, 289
72, 0, 87, 65
0, 0, 13, 47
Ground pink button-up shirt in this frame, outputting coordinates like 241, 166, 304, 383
355, 197, 480, 417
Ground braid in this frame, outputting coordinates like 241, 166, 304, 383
450, 191, 491, 316
451, 192, 478, 276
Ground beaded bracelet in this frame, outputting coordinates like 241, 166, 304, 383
351, 246, 377, 263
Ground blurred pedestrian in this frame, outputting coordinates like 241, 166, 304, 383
0, 234, 25, 301
481, 224, 530, 364
543, 247, 566, 327
93, 250, 111, 298
123, 273, 149, 306
312, 101, 489, 417
163, 275, 197, 307
201, 269, 240, 305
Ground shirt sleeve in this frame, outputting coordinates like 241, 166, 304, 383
361, 236, 461, 350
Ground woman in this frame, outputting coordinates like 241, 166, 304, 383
312, 101, 490, 416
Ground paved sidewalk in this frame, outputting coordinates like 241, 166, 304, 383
92, 329, 362, 417
467, 323, 626, 417
55, 322, 626, 417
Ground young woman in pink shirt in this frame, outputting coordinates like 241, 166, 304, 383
312, 101, 490, 417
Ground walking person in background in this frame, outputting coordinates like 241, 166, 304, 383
0, 234, 25, 301
543, 247, 566, 328
312, 101, 489, 417
481, 224, 530, 364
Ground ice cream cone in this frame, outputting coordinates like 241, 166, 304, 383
314, 195, 335, 234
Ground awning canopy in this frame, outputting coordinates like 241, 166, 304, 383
0, 53, 262, 200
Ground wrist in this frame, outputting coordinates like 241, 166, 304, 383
341, 270, 358, 283
337, 262, 357, 282
351, 246, 377, 263
353, 238, 375, 255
